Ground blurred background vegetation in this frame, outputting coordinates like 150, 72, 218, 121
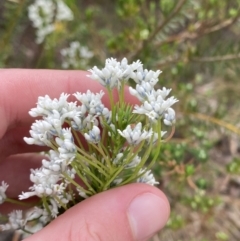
1, 0, 240, 240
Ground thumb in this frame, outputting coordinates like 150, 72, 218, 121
25, 183, 170, 241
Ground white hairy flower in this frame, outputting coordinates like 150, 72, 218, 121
25, 206, 51, 228
0, 181, 9, 204
26, 207, 45, 221
112, 153, 124, 165
129, 81, 154, 102
84, 126, 101, 144
137, 169, 159, 186
112, 178, 123, 185
78, 189, 89, 199
163, 108, 176, 126
118, 123, 153, 146
49, 199, 59, 218
130, 66, 162, 85
125, 155, 141, 168
151, 131, 167, 144
74, 90, 107, 115
55, 128, 76, 160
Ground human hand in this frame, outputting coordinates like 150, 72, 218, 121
0, 69, 170, 241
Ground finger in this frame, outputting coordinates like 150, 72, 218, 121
0, 69, 138, 139
0, 153, 42, 198
25, 183, 170, 241
0, 126, 48, 160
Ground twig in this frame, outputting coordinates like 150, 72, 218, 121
155, 54, 181, 68
155, 15, 240, 48
128, 0, 187, 60
189, 112, 240, 136
191, 53, 240, 62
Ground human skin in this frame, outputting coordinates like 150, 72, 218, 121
0, 69, 170, 241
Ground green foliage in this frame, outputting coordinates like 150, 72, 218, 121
167, 213, 185, 230
215, 232, 229, 241
184, 190, 221, 213
226, 158, 240, 174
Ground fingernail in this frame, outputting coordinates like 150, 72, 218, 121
127, 193, 169, 240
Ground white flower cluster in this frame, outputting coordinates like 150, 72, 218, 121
22, 91, 111, 200
61, 41, 94, 69
28, 0, 73, 44
0, 210, 25, 231
88, 58, 142, 89
0, 206, 55, 233
0, 57, 177, 235
118, 122, 152, 146
88, 57, 178, 124
137, 169, 159, 186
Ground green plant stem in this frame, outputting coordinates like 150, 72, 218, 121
5, 198, 32, 207
62, 172, 93, 195
54, 196, 67, 210
107, 88, 115, 110
101, 166, 124, 191
76, 146, 108, 172
42, 196, 51, 216
21, 228, 34, 235
119, 82, 125, 105
72, 129, 85, 150
75, 152, 109, 175
91, 143, 112, 170
148, 121, 162, 170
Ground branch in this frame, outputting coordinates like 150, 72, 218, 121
191, 53, 240, 62
128, 0, 187, 61
189, 112, 240, 136
154, 15, 240, 48
155, 54, 181, 68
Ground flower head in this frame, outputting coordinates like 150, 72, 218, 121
118, 123, 152, 146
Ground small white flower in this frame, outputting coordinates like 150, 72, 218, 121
118, 123, 153, 146
125, 155, 141, 168
49, 199, 59, 218
74, 90, 108, 116
112, 178, 123, 185
112, 153, 124, 165
130, 66, 162, 85
129, 81, 154, 102
55, 128, 76, 159
0, 181, 9, 204
84, 126, 101, 144
78, 189, 89, 199
137, 169, 159, 186
163, 108, 176, 126
26, 207, 44, 221
133, 93, 178, 122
